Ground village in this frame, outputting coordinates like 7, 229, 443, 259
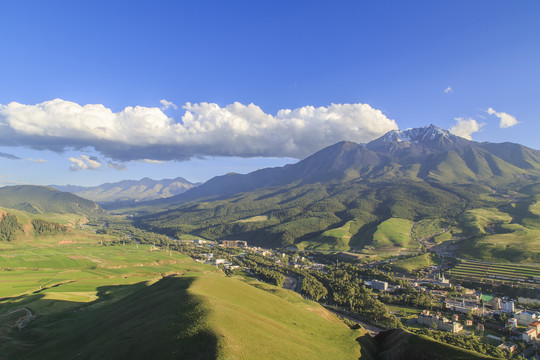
175, 238, 540, 359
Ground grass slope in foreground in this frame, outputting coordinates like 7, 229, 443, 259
0, 224, 363, 360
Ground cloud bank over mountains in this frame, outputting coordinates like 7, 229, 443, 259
0, 99, 398, 162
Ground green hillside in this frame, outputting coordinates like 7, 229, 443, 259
0, 219, 365, 360
0, 185, 105, 218
131, 127, 540, 263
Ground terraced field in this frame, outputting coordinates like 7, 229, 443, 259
448, 260, 540, 285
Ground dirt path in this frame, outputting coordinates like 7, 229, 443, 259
411, 221, 449, 251
282, 276, 298, 291
4, 307, 34, 329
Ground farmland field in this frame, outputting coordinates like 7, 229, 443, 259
0, 229, 208, 307
447, 260, 540, 285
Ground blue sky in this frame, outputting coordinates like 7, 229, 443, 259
0, 1, 538, 186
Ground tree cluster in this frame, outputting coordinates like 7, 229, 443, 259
0, 213, 21, 241
31, 219, 68, 236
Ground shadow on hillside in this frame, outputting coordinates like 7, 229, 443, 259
1, 277, 218, 360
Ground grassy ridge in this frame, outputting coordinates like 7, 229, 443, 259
372, 218, 415, 250
189, 277, 362, 359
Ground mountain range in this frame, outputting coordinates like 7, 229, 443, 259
133, 125, 540, 262
51, 177, 199, 208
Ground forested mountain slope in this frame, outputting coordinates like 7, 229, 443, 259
134, 125, 540, 262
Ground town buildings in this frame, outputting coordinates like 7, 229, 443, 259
371, 280, 389, 291
417, 310, 463, 333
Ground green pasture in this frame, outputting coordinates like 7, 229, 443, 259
0, 206, 84, 227
0, 229, 366, 360
296, 220, 354, 252
0, 231, 205, 313
372, 218, 417, 251
411, 219, 446, 240
390, 253, 440, 274
458, 208, 512, 236
455, 200, 540, 263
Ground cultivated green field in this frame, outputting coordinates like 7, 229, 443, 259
448, 260, 540, 285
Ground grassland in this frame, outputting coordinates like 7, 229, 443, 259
390, 253, 441, 274
372, 218, 414, 248
0, 212, 365, 359
411, 219, 447, 240
458, 208, 512, 236
296, 220, 354, 252
456, 203, 540, 263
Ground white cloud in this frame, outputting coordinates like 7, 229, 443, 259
27, 158, 47, 163
160, 99, 177, 110
487, 107, 519, 128
444, 86, 453, 94
142, 159, 164, 164
449, 117, 485, 140
0, 99, 398, 161
69, 155, 101, 171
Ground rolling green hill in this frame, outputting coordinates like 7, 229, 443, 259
0, 220, 365, 360
0, 185, 105, 218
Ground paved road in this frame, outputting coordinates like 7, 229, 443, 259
325, 307, 385, 336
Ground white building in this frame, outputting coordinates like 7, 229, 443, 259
417, 310, 463, 333
501, 300, 515, 313
371, 280, 388, 291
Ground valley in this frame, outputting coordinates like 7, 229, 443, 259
1, 126, 539, 359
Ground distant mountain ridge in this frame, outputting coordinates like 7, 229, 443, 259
151, 125, 540, 206
0, 185, 105, 217
51, 177, 200, 206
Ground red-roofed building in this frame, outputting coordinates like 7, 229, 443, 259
529, 321, 540, 334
